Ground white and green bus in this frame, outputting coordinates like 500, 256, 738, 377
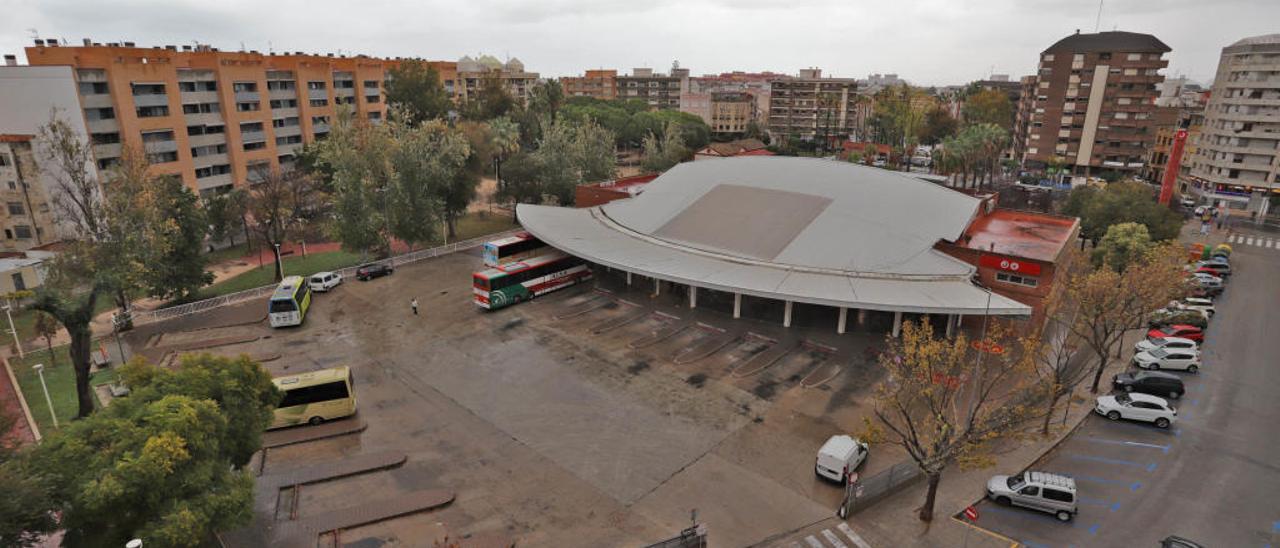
482, 232, 546, 268
269, 366, 357, 429
472, 251, 591, 310
268, 275, 312, 328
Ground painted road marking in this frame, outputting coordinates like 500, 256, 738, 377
1055, 472, 1143, 492
1097, 418, 1181, 437
1268, 240, 1276, 249
804, 535, 823, 548
1067, 453, 1158, 472
1083, 436, 1171, 454
1247, 237, 1256, 246
837, 523, 873, 548
1077, 496, 1123, 512
822, 529, 848, 548
984, 506, 1099, 534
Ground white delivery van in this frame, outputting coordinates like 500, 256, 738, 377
815, 435, 869, 483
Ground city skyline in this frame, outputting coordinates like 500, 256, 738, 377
3, 0, 1278, 86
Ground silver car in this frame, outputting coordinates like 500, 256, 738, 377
986, 471, 1078, 522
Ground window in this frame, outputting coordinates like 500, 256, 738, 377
240, 122, 264, 133
365, 94, 381, 103
363, 80, 379, 89
1043, 54, 1055, 62
1099, 53, 1112, 61
276, 135, 303, 146
232, 81, 258, 93
267, 80, 296, 91
85, 107, 115, 121
307, 81, 326, 90
130, 83, 166, 96
0, 154, 7, 167
191, 144, 227, 157
141, 130, 175, 143
1127, 53, 1142, 61
186, 124, 225, 136
96, 158, 120, 170
78, 81, 109, 95
11, 272, 25, 291
13, 225, 32, 239
1019, 486, 1040, 496
6, 182, 14, 190
1042, 489, 1073, 503
272, 117, 299, 128
195, 164, 231, 179
996, 272, 1039, 288
236, 102, 261, 112
182, 102, 220, 114
243, 141, 267, 151
148, 151, 179, 164
7, 202, 24, 215
136, 105, 169, 118
368, 111, 382, 121
312, 116, 330, 126
277, 380, 349, 408
309, 98, 329, 107
178, 81, 217, 92
270, 98, 298, 109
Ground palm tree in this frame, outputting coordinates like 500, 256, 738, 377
488, 117, 521, 193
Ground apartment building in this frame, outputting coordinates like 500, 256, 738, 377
22, 40, 421, 195
455, 55, 538, 104
0, 135, 57, 251
766, 68, 861, 143
563, 69, 617, 100
1185, 34, 1280, 216
1012, 75, 1038, 161
1019, 31, 1170, 178
616, 68, 686, 109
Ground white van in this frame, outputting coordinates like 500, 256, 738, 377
815, 435, 869, 483
309, 271, 342, 292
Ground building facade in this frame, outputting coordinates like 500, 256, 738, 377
709, 92, 755, 135
1012, 75, 1038, 161
766, 68, 861, 143
616, 68, 685, 109
1185, 34, 1280, 216
22, 40, 430, 195
563, 69, 617, 100
1019, 31, 1170, 178
455, 55, 538, 104
0, 136, 58, 251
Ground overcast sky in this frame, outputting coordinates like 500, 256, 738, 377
3, 0, 1277, 86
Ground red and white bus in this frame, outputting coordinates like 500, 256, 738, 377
482, 232, 546, 268
473, 251, 592, 309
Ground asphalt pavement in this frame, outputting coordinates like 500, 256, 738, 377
971, 228, 1280, 547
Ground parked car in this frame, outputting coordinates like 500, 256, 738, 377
1113, 370, 1185, 399
1194, 262, 1231, 277
1134, 336, 1198, 355
1179, 197, 1196, 208
355, 262, 394, 281
1147, 324, 1204, 343
308, 271, 343, 292
814, 435, 869, 484
1095, 392, 1178, 429
1160, 536, 1206, 548
985, 471, 1078, 522
1178, 297, 1216, 318
1147, 309, 1207, 329
1133, 348, 1201, 373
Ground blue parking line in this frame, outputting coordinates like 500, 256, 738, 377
1273, 520, 1280, 532
1054, 472, 1142, 492
1076, 496, 1122, 512
1089, 524, 1100, 535
1083, 436, 1171, 454
1097, 417, 1181, 437
1067, 453, 1158, 472
984, 506, 1074, 527
1018, 540, 1051, 548
1188, 398, 1199, 407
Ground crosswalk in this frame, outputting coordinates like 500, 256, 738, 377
789, 523, 872, 548
1225, 233, 1279, 250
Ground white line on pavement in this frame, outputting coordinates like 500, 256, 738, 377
1267, 240, 1275, 249
805, 535, 824, 548
823, 529, 848, 548
838, 523, 873, 548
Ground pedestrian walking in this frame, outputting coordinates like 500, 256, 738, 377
411, 298, 419, 316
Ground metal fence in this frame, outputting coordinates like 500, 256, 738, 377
838, 461, 922, 517
643, 525, 707, 548
131, 229, 520, 326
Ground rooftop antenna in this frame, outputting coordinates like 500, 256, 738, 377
268, 40, 273, 54
1094, 0, 1104, 32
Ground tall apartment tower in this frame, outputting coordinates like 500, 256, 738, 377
1186, 34, 1280, 216
22, 41, 435, 196
766, 68, 861, 143
1019, 31, 1169, 178
563, 69, 618, 100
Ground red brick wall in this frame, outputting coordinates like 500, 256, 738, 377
575, 186, 632, 208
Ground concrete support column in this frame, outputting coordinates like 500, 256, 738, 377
837, 307, 848, 334
945, 314, 956, 338
654, 278, 660, 296
733, 293, 742, 319
857, 309, 867, 326
892, 311, 903, 338
783, 300, 794, 328
626, 271, 632, 286
689, 286, 698, 309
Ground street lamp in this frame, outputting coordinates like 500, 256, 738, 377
32, 363, 57, 429
2, 304, 22, 359
273, 243, 283, 279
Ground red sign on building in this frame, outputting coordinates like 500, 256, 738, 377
978, 255, 1042, 276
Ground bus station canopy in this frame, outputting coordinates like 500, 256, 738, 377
517, 157, 1031, 316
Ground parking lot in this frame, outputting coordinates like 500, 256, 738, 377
126, 246, 903, 547
966, 229, 1280, 548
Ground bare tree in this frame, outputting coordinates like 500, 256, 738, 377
246, 167, 317, 281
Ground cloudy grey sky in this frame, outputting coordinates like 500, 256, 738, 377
3, 0, 1277, 85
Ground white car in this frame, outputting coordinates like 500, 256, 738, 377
308, 271, 343, 292
1179, 297, 1216, 318
1134, 336, 1198, 355
1133, 347, 1201, 373
815, 435, 869, 484
1191, 272, 1222, 286
1095, 393, 1177, 429
1180, 197, 1196, 208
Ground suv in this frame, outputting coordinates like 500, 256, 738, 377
1113, 370, 1185, 399
986, 471, 1078, 522
309, 271, 342, 292
355, 262, 394, 281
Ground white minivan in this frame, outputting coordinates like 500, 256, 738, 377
309, 271, 342, 292
815, 435, 869, 484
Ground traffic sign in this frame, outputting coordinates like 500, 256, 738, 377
963, 506, 979, 521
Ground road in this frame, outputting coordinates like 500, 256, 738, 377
972, 228, 1280, 547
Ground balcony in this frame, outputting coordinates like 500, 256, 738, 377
195, 172, 233, 192
144, 140, 179, 154
234, 90, 261, 103
312, 123, 330, 134
80, 94, 113, 110
276, 141, 304, 155
274, 125, 302, 137
132, 94, 170, 108
191, 152, 228, 168
180, 90, 219, 104
308, 89, 328, 101
184, 112, 224, 127
86, 117, 119, 134
93, 142, 122, 159
269, 88, 298, 100
240, 130, 267, 144
188, 132, 226, 148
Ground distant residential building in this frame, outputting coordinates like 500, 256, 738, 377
563, 69, 617, 100
709, 92, 755, 135
456, 55, 539, 104
616, 68, 685, 109
1142, 106, 1185, 185
0, 135, 58, 250
20, 39, 435, 195
1018, 30, 1170, 177
693, 138, 771, 160
766, 68, 862, 143
1012, 75, 1038, 161
1185, 34, 1280, 216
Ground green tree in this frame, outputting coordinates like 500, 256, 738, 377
1092, 222, 1154, 271
919, 107, 958, 146
962, 88, 1014, 131
315, 108, 394, 256
494, 151, 544, 214
1063, 182, 1182, 243
641, 122, 689, 173
384, 60, 452, 125
247, 167, 319, 277
33, 310, 61, 368
400, 120, 470, 242
463, 73, 516, 121
516, 80, 565, 145
31, 354, 277, 546
487, 116, 522, 191
204, 188, 248, 248
0, 410, 57, 547
141, 176, 214, 300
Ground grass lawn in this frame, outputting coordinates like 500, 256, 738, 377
204, 241, 251, 265
9, 343, 116, 433
6, 297, 120, 347
195, 250, 364, 299
435, 211, 518, 245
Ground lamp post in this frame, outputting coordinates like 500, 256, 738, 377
32, 363, 57, 429
273, 243, 283, 279
2, 304, 22, 359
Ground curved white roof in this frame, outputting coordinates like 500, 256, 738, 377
518, 157, 1031, 316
